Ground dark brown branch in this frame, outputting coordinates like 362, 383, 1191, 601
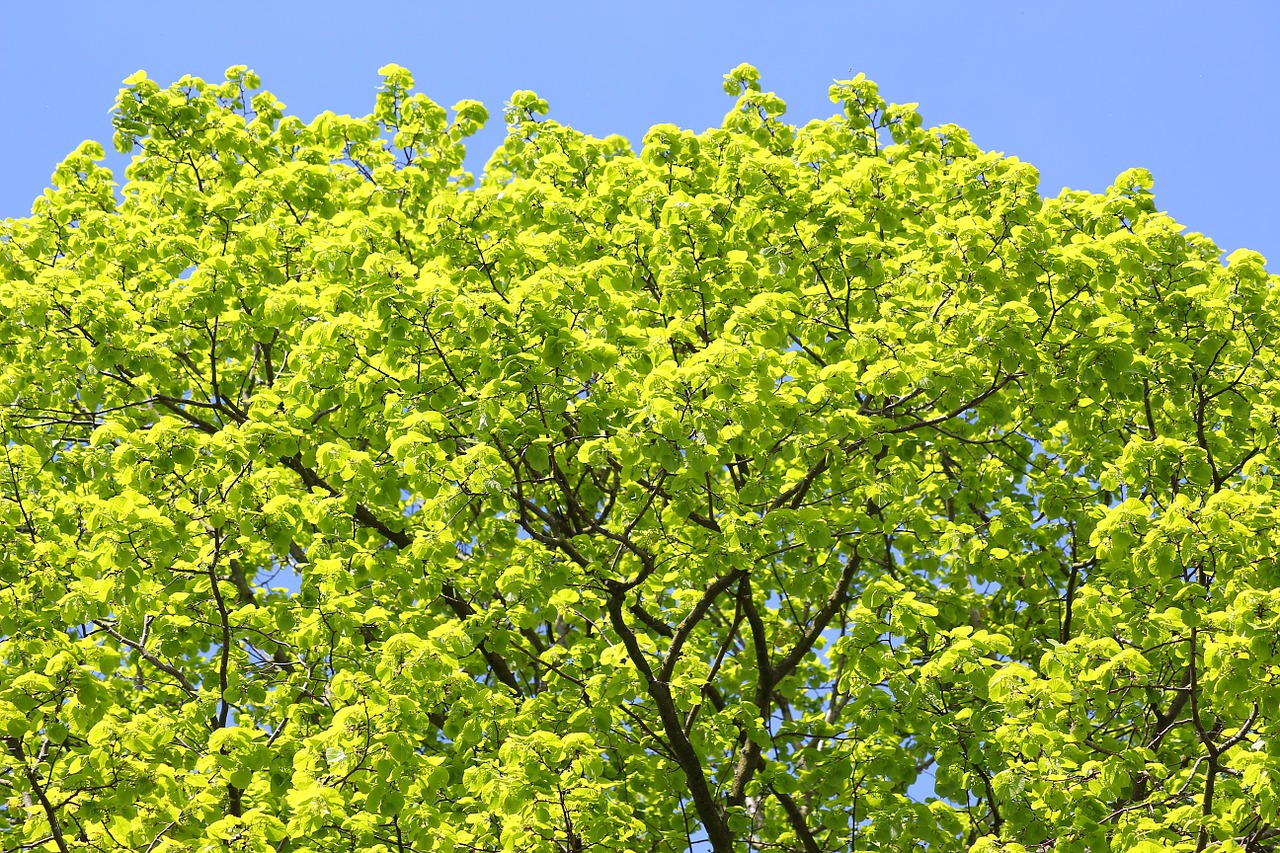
605, 586, 733, 853
152, 395, 223, 434
4, 737, 71, 853
207, 531, 233, 729
769, 784, 822, 853
728, 575, 773, 807
883, 371, 1023, 436
769, 453, 829, 512
658, 569, 745, 683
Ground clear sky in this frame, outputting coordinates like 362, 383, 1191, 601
2, 1, 1277, 265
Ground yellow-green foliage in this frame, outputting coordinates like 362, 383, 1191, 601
2, 63, 1277, 853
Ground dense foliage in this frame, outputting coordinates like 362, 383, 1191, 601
2, 63, 1278, 853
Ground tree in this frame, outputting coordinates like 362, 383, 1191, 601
0, 61, 1277, 853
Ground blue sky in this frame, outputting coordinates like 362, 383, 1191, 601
2, 1, 1277, 265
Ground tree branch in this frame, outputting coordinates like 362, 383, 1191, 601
4, 737, 70, 853
605, 586, 734, 853
93, 621, 197, 695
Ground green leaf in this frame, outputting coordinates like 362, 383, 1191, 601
525, 439, 551, 473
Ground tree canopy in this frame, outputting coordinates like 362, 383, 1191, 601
2, 63, 1278, 853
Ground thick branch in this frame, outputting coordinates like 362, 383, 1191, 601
769, 785, 822, 853
605, 587, 733, 853
4, 737, 70, 853
658, 569, 744, 683
729, 576, 772, 807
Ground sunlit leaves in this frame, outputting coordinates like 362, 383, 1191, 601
1, 62, 1278, 853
